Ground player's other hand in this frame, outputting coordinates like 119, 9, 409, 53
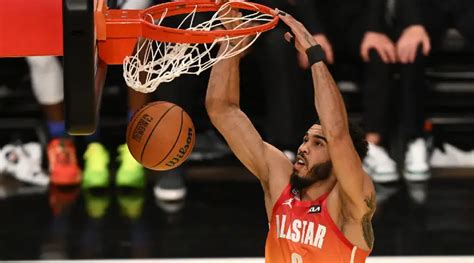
360, 31, 397, 64
396, 25, 430, 64
272, 9, 318, 54
215, 0, 243, 30
298, 34, 334, 68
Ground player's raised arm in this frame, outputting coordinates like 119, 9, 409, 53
276, 10, 375, 218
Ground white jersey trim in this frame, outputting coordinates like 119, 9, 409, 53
350, 246, 357, 263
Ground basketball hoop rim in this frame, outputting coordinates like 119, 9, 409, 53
139, 0, 279, 43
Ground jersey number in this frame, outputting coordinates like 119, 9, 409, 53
291, 252, 303, 263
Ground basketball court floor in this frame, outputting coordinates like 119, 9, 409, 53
1, 163, 474, 261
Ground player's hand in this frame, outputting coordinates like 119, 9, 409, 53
272, 9, 318, 54
297, 34, 334, 68
360, 31, 397, 64
396, 25, 430, 64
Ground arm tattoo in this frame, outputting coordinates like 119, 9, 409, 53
362, 194, 376, 249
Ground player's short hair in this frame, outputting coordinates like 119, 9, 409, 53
314, 119, 368, 160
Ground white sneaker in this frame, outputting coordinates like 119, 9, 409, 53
430, 148, 454, 167
443, 143, 474, 166
363, 143, 399, 183
404, 138, 430, 181
0, 143, 49, 186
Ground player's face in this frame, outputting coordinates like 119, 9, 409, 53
293, 124, 331, 179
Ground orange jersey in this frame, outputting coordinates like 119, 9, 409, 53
265, 184, 370, 263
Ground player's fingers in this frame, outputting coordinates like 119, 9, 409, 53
273, 8, 292, 18
275, 9, 300, 31
275, 9, 311, 46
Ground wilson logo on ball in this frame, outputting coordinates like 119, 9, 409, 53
132, 114, 153, 142
166, 127, 194, 167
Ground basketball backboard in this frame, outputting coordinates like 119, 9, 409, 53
63, 0, 106, 135
0, 0, 106, 135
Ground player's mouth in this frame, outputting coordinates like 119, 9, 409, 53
294, 155, 306, 170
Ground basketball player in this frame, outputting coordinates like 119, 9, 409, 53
206, 5, 376, 263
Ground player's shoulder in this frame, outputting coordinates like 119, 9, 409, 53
263, 142, 293, 169
262, 142, 293, 182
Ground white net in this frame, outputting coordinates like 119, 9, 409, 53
123, 1, 274, 93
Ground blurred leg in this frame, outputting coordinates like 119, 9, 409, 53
26, 56, 65, 134
400, 48, 430, 179
127, 89, 149, 116
362, 50, 398, 182
363, 50, 394, 145
399, 47, 427, 141
26, 56, 81, 185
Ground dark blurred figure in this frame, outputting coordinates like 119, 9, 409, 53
359, 0, 431, 184
363, 0, 474, 183
421, 0, 474, 50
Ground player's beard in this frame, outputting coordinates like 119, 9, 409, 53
291, 161, 332, 192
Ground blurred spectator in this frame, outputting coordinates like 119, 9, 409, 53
363, 0, 474, 181
360, 0, 431, 183
304, 0, 431, 182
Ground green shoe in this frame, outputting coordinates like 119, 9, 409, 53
116, 144, 145, 188
83, 189, 110, 219
82, 142, 110, 189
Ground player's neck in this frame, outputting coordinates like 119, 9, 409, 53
300, 176, 336, 201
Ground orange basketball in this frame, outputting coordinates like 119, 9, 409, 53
126, 101, 195, 171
